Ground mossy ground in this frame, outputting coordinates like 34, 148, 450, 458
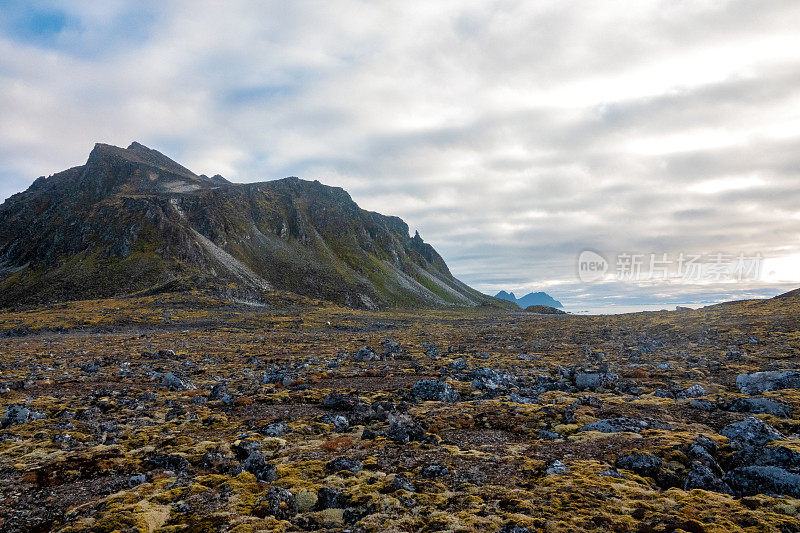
1, 292, 799, 531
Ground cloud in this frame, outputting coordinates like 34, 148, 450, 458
1, 0, 799, 310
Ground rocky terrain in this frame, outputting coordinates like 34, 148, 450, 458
1, 289, 800, 531
0, 142, 502, 310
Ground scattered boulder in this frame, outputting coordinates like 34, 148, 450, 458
720, 417, 784, 451
683, 462, 731, 493
450, 358, 467, 371
470, 368, 517, 392
385, 414, 430, 444
410, 380, 459, 402
677, 384, 707, 399
728, 397, 792, 418
579, 418, 672, 434
420, 464, 449, 478
730, 445, 800, 470
128, 473, 147, 487
208, 382, 232, 402
388, 474, 415, 492
243, 451, 278, 482
736, 371, 800, 395
258, 421, 289, 437
381, 339, 402, 357
421, 342, 439, 356
2, 404, 45, 428
255, 487, 297, 519
316, 487, 347, 509
323, 393, 360, 411
161, 372, 196, 391
574, 371, 618, 391
326, 457, 362, 473
353, 346, 379, 362
615, 453, 662, 478
545, 460, 569, 475
725, 466, 800, 497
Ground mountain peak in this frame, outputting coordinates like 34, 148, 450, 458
0, 142, 505, 310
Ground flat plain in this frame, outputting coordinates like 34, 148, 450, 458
2, 291, 800, 532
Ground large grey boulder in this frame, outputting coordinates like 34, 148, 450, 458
736, 371, 800, 395
729, 397, 792, 418
575, 372, 618, 391
720, 417, 783, 450
725, 466, 800, 497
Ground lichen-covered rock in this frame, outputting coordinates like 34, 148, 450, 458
254, 487, 297, 519
411, 380, 460, 402
719, 417, 783, 451
725, 466, 800, 497
736, 370, 800, 395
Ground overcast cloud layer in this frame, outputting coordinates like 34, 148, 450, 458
1, 0, 800, 312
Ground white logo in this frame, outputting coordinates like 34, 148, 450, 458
577, 250, 608, 282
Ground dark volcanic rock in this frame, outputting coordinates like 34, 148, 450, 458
255, 487, 297, 519
326, 457, 362, 473
725, 466, 800, 497
719, 417, 783, 451
728, 397, 792, 418
615, 453, 662, 478
243, 451, 278, 482
683, 462, 731, 493
411, 380, 460, 402
316, 487, 347, 509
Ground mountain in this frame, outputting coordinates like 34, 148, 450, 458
0, 142, 509, 310
494, 290, 517, 303
494, 290, 563, 309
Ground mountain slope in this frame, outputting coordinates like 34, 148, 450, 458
0, 142, 508, 310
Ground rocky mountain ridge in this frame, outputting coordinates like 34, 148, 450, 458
0, 142, 506, 309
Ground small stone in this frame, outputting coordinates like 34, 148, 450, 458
545, 460, 569, 475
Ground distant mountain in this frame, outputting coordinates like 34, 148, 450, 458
494, 290, 563, 309
0, 141, 513, 310
495, 290, 517, 303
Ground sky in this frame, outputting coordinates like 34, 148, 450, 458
1, 0, 800, 312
